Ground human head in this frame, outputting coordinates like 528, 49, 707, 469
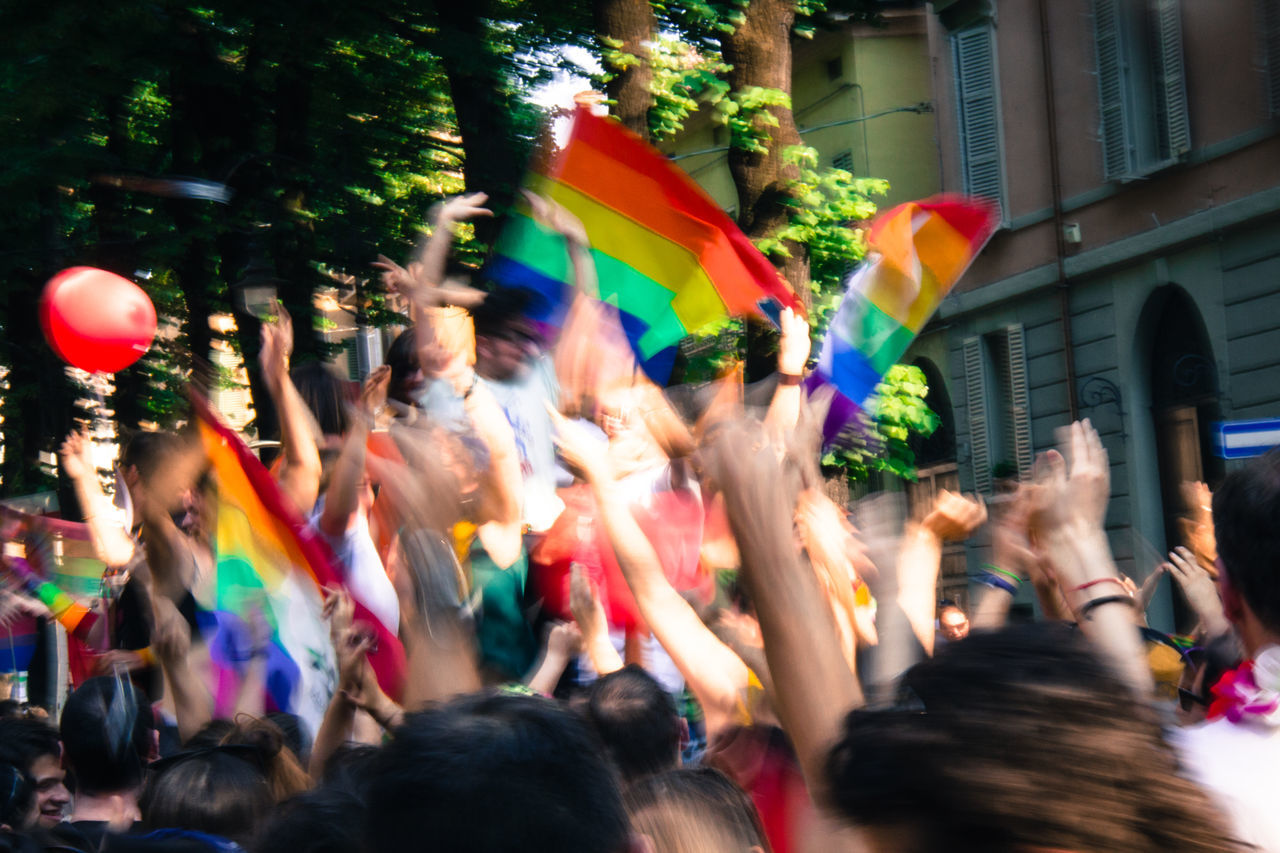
0, 764, 36, 832
938, 602, 969, 643
121, 430, 190, 516
0, 718, 69, 829
1213, 447, 1280, 650
624, 768, 769, 853
250, 787, 364, 853
141, 746, 273, 845
290, 361, 351, 439
385, 328, 425, 406
580, 666, 681, 783
365, 691, 630, 853
472, 288, 538, 382
825, 624, 1240, 852
59, 676, 156, 796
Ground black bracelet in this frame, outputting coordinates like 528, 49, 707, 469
1077, 594, 1135, 621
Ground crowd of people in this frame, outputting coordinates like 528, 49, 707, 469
0, 192, 1277, 852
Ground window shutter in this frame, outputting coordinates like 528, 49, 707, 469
344, 339, 359, 381
832, 150, 854, 173
963, 337, 993, 494
1005, 324, 1033, 479
1262, 0, 1280, 118
1093, 0, 1135, 180
953, 26, 1006, 222
1152, 0, 1191, 158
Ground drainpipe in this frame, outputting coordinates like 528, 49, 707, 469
1038, 0, 1080, 420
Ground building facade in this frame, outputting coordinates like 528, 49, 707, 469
921, 0, 1280, 629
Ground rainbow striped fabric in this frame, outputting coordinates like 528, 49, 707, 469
488, 107, 804, 382
193, 395, 404, 731
814, 196, 998, 419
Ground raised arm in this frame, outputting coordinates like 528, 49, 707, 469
552, 407, 749, 738
706, 423, 861, 793
899, 491, 986, 656
569, 563, 623, 677
1031, 420, 1152, 696
60, 431, 136, 568
763, 307, 811, 439
261, 304, 323, 516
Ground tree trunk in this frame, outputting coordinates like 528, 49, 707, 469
719, 0, 810, 303
428, 1, 527, 239
594, 0, 655, 139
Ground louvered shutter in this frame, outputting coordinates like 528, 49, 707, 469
832, 150, 854, 172
963, 337, 993, 494
1094, 0, 1135, 180
1262, 0, 1280, 117
1005, 324, 1033, 479
344, 338, 359, 381
953, 26, 1006, 222
1152, 0, 1190, 158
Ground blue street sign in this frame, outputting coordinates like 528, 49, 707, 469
1214, 418, 1280, 459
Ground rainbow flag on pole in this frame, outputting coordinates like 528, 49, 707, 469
813, 196, 998, 431
192, 395, 404, 733
488, 107, 804, 382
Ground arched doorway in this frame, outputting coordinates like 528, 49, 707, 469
1140, 285, 1223, 630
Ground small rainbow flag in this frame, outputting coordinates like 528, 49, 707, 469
488, 107, 804, 382
813, 196, 998, 430
192, 394, 405, 732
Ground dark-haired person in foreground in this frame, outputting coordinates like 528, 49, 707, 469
0, 718, 69, 830
1174, 446, 1280, 849
577, 665, 682, 783
365, 692, 631, 853
51, 676, 157, 849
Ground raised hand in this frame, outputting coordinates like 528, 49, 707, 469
259, 301, 293, 387
436, 192, 494, 226
921, 490, 987, 542
372, 254, 418, 295
1065, 418, 1110, 529
548, 403, 612, 484
361, 365, 392, 418
59, 430, 95, 482
1165, 546, 1229, 638
522, 190, 590, 249
776, 306, 811, 377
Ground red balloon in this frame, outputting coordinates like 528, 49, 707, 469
40, 267, 157, 374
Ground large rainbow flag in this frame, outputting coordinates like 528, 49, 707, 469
488, 107, 804, 382
192, 395, 404, 733
813, 196, 998, 432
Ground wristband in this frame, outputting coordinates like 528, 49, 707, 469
1073, 577, 1127, 594
1077, 594, 1135, 621
982, 564, 1023, 586
135, 647, 157, 668
778, 373, 804, 386
977, 572, 1018, 595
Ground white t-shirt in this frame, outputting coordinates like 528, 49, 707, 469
418, 357, 564, 532
1174, 713, 1280, 849
310, 500, 399, 633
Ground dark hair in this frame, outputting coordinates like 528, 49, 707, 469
290, 361, 351, 438
182, 719, 234, 750
825, 623, 1241, 852
121, 431, 183, 481
60, 676, 155, 795
317, 743, 379, 797
580, 665, 681, 782
250, 788, 363, 853
141, 748, 273, 844
365, 691, 629, 853
385, 328, 420, 407
264, 713, 308, 767
470, 288, 534, 340
0, 764, 34, 831
624, 768, 770, 853
1214, 446, 1280, 634
0, 718, 60, 775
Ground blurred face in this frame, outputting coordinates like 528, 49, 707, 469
940, 608, 970, 643
29, 753, 69, 829
476, 326, 537, 382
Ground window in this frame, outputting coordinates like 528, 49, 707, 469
826, 56, 844, 82
1093, 0, 1191, 181
962, 325, 1031, 494
832, 150, 854, 173
1261, 0, 1280, 118
952, 24, 1007, 223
